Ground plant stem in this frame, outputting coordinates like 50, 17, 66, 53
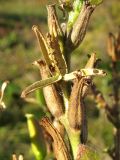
60, 114, 81, 159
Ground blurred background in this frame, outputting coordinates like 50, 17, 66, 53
0, 0, 120, 159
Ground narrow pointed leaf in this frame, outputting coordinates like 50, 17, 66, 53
21, 74, 62, 98
26, 114, 47, 160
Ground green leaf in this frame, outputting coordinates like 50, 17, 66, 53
26, 114, 47, 160
21, 74, 62, 97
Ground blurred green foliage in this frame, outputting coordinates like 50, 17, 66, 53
0, 0, 120, 159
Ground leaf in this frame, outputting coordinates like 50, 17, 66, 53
40, 117, 71, 160
26, 114, 47, 160
21, 74, 62, 98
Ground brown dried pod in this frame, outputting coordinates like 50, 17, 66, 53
107, 33, 116, 62
40, 117, 71, 160
68, 1, 95, 50
68, 77, 82, 130
68, 77, 88, 130
46, 33, 68, 75
68, 76, 92, 143
107, 28, 120, 62
47, 4, 63, 37
82, 53, 96, 98
34, 59, 64, 118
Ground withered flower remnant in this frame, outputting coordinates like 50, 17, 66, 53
0, 81, 9, 109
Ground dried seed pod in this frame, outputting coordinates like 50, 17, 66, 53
82, 53, 97, 98
68, 77, 82, 130
107, 28, 120, 62
68, 77, 88, 130
47, 4, 68, 76
46, 33, 68, 75
68, 1, 95, 50
85, 53, 97, 68
35, 60, 64, 118
47, 4, 63, 37
40, 117, 71, 160
68, 76, 91, 143
107, 33, 116, 62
